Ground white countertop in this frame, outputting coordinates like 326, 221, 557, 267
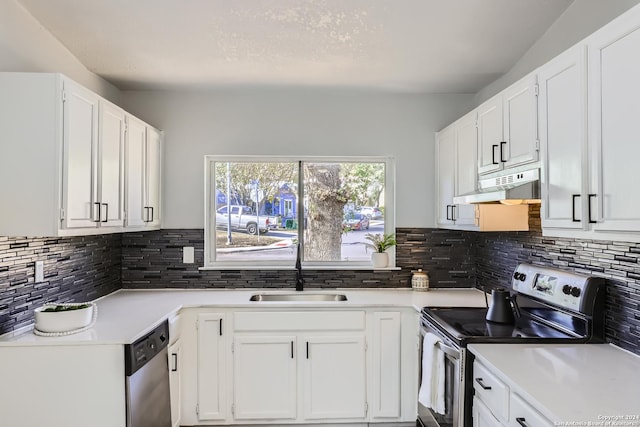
0, 287, 486, 346
469, 343, 640, 423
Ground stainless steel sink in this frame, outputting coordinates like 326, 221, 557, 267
249, 293, 348, 302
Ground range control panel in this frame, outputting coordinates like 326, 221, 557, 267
511, 263, 602, 314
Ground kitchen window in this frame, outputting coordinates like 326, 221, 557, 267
203, 156, 395, 269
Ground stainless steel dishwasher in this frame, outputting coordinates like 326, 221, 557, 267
124, 320, 172, 427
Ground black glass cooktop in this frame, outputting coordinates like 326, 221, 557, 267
421, 307, 585, 345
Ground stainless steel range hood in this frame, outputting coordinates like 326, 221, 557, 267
453, 168, 541, 204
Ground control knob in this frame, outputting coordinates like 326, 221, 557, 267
562, 285, 572, 295
570, 287, 581, 298
513, 272, 527, 281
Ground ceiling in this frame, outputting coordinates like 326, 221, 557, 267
17, 0, 573, 93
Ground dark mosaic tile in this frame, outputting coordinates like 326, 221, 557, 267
0, 234, 121, 335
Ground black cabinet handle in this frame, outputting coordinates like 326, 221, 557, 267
93, 202, 101, 223
219, 318, 223, 336
445, 205, 451, 221
143, 207, 149, 222
588, 194, 597, 224
516, 417, 529, 427
492, 144, 499, 164
291, 341, 294, 359
572, 194, 580, 222
101, 203, 108, 222
500, 141, 507, 162
474, 377, 492, 390
171, 353, 178, 372
306, 341, 309, 359
451, 205, 456, 222
149, 206, 154, 222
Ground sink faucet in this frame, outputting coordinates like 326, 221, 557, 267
295, 243, 304, 292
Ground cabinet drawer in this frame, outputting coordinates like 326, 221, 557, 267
233, 311, 366, 331
509, 394, 553, 427
473, 362, 509, 422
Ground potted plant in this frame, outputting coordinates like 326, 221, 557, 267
364, 233, 397, 268
34, 302, 96, 334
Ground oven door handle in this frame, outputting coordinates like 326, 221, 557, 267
435, 341, 460, 359
420, 325, 460, 359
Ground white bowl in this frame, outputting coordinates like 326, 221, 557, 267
34, 304, 95, 333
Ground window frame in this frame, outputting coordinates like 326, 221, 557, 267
202, 155, 396, 270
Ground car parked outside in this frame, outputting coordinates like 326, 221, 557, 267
343, 212, 370, 231
359, 206, 383, 220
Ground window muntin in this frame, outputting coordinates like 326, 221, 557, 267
204, 156, 394, 269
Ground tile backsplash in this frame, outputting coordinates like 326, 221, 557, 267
121, 228, 475, 289
0, 235, 121, 335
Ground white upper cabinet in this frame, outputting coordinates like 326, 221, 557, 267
0, 72, 161, 236
541, 4, 640, 241
63, 82, 125, 230
538, 46, 588, 230
125, 116, 162, 229
588, 5, 640, 234
436, 126, 456, 227
61, 79, 101, 229
477, 74, 539, 176
436, 111, 478, 230
502, 74, 539, 170
146, 127, 162, 227
97, 100, 126, 228
477, 94, 504, 175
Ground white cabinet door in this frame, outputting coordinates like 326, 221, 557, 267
473, 397, 505, 427
124, 116, 162, 229
168, 339, 182, 427
197, 313, 226, 421
588, 8, 640, 232
146, 127, 162, 227
98, 101, 125, 228
454, 111, 478, 226
508, 393, 554, 427
477, 94, 503, 175
302, 335, 366, 420
233, 335, 297, 420
437, 113, 478, 229
436, 126, 456, 227
125, 116, 147, 227
370, 312, 401, 420
61, 78, 100, 229
538, 47, 588, 230
502, 74, 539, 169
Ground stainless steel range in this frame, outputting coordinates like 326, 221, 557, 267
417, 263, 606, 427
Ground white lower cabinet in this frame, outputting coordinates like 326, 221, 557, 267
197, 312, 227, 422
168, 339, 182, 427
370, 312, 402, 420
472, 360, 553, 427
303, 335, 367, 420
508, 393, 554, 427
180, 308, 416, 425
233, 335, 297, 420
473, 396, 503, 427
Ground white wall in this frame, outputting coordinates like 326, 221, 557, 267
0, 0, 120, 103
476, 0, 640, 103
123, 88, 474, 229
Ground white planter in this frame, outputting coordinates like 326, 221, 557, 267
34, 303, 95, 333
371, 252, 389, 268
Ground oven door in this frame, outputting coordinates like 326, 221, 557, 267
418, 318, 463, 427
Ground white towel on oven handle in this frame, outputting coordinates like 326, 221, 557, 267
418, 332, 446, 415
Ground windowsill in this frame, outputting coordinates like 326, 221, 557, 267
198, 266, 402, 271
